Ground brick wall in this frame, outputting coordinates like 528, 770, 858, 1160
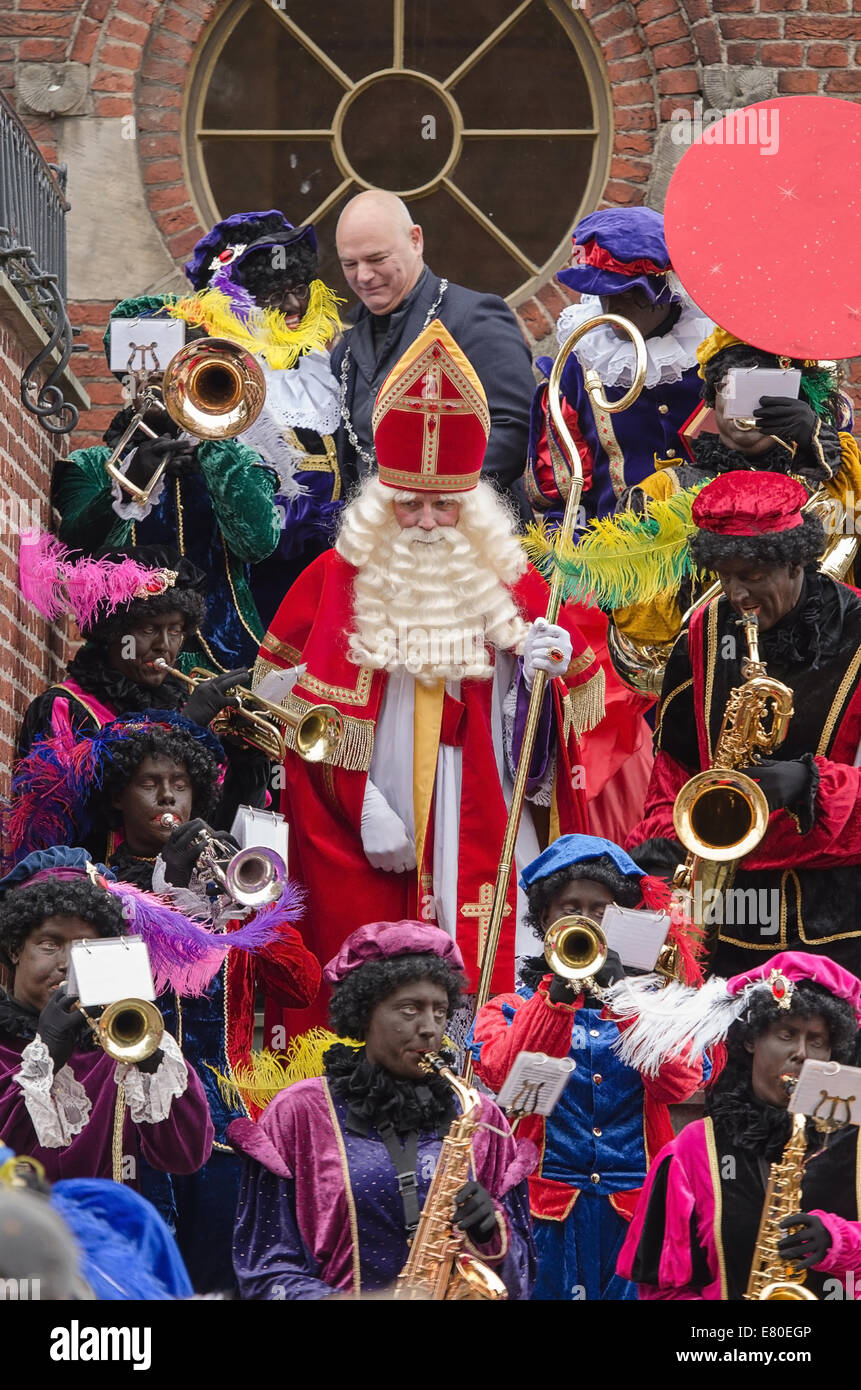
0, 302, 72, 790
0, 0, 859, 423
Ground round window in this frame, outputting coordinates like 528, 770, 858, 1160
186, 0, 612, 304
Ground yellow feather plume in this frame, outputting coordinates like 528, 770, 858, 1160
167, 279, 344, 369
209, 1029, 362, 1113
523, 484, 708, 610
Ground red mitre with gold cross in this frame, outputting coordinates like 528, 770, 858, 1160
371, 320, 490, 492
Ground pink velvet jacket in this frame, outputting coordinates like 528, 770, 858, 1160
617, 1116, 861, 1299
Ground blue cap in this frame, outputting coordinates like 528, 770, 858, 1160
519, 835, 646, 892
0, 847, 115, 895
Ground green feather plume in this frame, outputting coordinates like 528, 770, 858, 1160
799, 364, 839, 424
524, 484, 707, 610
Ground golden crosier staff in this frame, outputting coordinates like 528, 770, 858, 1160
463, 316, 648, 1083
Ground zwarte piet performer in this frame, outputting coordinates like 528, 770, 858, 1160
469, 835, 705, 1301
229, 921, 536, 1299
629, 472, 861, 978
615, 952, 861, 1300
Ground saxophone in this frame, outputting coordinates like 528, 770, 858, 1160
745, 1109, 818, 1300
671, 609, 794, 952
393, 1053, 508, 1301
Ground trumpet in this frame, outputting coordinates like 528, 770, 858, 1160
191, 828, 287, 908
104, 336, 266, 507
153, 660, 343, 763
544, 915, 609, 995
77, 997, 165, 1066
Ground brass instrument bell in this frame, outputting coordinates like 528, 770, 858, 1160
161, 337, 266, 440
543, 914, 609, 987
79, 997, 165, 1065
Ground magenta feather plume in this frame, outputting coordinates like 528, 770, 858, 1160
65, 555, 155, 630
19, 531, 73, 621
109, 878, 306, 997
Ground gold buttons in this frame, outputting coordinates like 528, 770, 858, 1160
589, 1028, 599, 1037
658, 403, 669, 414
590, 1173, 600, 1184
593, 1126, 602, 1137
593, 1073, 602, 1085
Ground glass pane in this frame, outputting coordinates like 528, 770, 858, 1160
408, 187, 525, 299
453, 136, 595, 262
403, 0, 525, 82
277, 0, 396, 82
201, 138, 346, 222
339, 75, 456, 192
453, 3, 594, 129
203, 6, 343, 130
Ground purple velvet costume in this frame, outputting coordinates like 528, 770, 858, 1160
229, 1076, 537, 1299
0, 1031, 213, 1186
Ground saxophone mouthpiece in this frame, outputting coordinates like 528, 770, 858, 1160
780, 1072, 799, 1096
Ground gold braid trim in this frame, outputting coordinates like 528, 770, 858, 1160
283, 691, 375, 771
562, 668, 606, 739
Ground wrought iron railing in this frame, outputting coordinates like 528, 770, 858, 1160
0, 92, 78, 433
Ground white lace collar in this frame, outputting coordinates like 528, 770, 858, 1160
554, 294, 715, 390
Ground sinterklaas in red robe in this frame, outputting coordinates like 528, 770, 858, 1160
255, 549, 609, 1037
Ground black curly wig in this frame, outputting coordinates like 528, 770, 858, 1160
328, 952, 465, 1040
689, 511, 826, 573
98, 724, 222, 833
0, 878, 125, 970
520, 854, 642, 990
706, 980, 859, 1155
701, 343, 842, 427
214, 213, 318, 303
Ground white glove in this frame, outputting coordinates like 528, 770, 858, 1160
522, 619, 573, 689
360, 779, 417, 873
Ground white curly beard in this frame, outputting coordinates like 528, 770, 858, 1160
336, 477, 530, 686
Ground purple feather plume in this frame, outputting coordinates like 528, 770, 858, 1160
110, 878, 306, 997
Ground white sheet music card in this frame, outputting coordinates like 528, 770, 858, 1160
601, 905, 671, 972
66, 935, 155, 1007
789, 1060, 861, 1129
496, 1052, 576, 1117
230, 805, 289, 863
108, 316, 184, 374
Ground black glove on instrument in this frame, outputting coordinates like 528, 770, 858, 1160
548, 974, 576, 1004
162, 818, 211, 887
453, 1181, 498, 1243
595, 948, 626, 990
125, 435, 195, 489
777, 1212, 832, 1270
135, 1046, 164, 1075
181, 669, 251, 729
738, 759, 812, 813
37, 986, 88, 1071
753, 396, 817, 452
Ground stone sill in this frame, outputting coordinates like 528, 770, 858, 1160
0, 269, 90, 412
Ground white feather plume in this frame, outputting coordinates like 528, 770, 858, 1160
606, 974, 741, 1076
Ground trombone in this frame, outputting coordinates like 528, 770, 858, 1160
154, 660, 344, 763
104, 336, 267, 507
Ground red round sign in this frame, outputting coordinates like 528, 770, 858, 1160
665, 95, 861, 360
